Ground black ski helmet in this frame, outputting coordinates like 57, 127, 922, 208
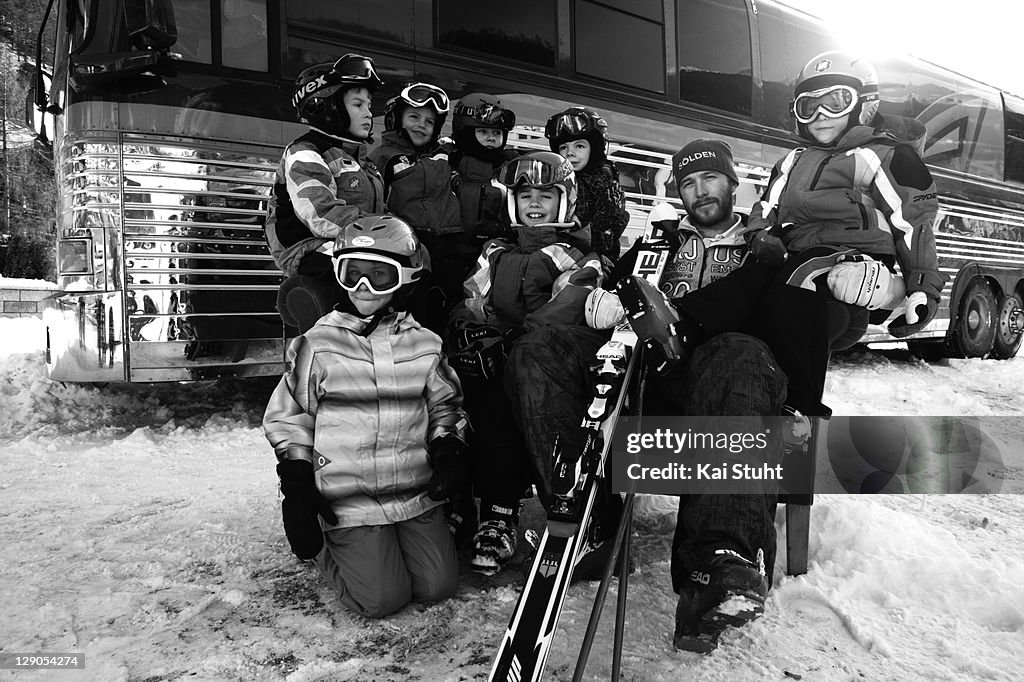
544, 107, 610, 171
292, 54, 384, 137
383, 82, 451, 147
452, 93, 516, 158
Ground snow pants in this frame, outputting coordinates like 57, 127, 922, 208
674, 247, 838, 416
504, 325, 610, 509
646, 333, 788, 591
316, 505, 457, 619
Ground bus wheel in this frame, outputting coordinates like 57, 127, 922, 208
992, 291, 1024, 360
952, 278, 997, 358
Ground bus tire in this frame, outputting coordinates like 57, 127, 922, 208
992, 290, 1024, 360
951, 278, 997, 358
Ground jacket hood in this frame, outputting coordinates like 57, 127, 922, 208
513, 220, 590, 253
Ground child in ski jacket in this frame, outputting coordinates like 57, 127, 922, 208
264, 215, 468, 618
545, 107, 630, 261
446, 151, 607, 576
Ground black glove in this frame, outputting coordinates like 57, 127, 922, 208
277, 459, 338, 560
426, 435, 469, 501
448, 323, 507, 380
748, 227, 789, 266
887, 291, 938, 338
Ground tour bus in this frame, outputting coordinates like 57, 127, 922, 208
30, 0, 1024, 382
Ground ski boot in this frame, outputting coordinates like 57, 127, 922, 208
471, 501, 521, 576
617, 275, 699, 375
673, 549, 769, 653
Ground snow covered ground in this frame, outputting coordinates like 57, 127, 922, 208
1, 316, 1022, 681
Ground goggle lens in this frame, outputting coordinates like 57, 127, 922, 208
454, 102, 515, 128
793, 85, 858, 123
336, 257, 401, 294
403, 84, 450, 113
498, 157, 561, 188
332, 54, 378, 80
545, 111, 590, 139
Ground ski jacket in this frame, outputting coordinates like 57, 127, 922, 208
263, 310, 468, 528
265, 129, 385, 276
575, 161, 630, 260
449, 148, 517, 240
369, 131, 463, 237
612, 214, 749, 300
749, 115, 943, 300
450, 222, 605, 334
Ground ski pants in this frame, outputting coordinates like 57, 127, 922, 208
316, 505, 457, 619
674, 247, 839, 416
504, 325, 610, 509
646, 333, 788, 591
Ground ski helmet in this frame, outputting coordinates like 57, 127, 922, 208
332, 215, 425, 306
292, 53, 384, 137
498, 151, 577, 224
544, 106, 610, 170
792, 50, 879, 142
452, 93, 517, 157
383, 82, 451, 146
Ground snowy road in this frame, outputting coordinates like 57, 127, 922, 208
1, 317, 1022, 681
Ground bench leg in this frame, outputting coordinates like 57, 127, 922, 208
785, 503, 810, 576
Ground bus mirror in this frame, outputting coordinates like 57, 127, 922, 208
69, 51, 173, 94
25, 70, 56, 145
124, 0, 177, 51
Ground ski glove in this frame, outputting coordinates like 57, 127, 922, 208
277, 459, 338, 560
887, 291, 938, 338
748, 225, 790, 267
584, 288, 625, 330
426, 435, 470, 502
448, 323, 506, 381
827, 255, 906, 310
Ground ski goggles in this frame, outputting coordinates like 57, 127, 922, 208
792, 85, 860, 123
334, 254, 404, 295
331, 54, 380, 81
453, 102, 516, 129
544, 110, 596, 139
401, 83, 450, 113
498, 156, 567, 188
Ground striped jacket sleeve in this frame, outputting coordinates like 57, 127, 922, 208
747, 149, 801, 235
870, 144, 944, 300
523, 245, 605, 330
424, 352, 470, 445
284, 144, 365, 240
263, 335, 318, 463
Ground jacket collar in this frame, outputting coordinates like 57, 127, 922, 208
679, 213, 748, 246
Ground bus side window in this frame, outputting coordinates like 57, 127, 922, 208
1003, 94, 1024, 185
436, 0, 556, 69
171, 0, 212, 63
676, 0, 752, 116
574, 0, 665, 94
221, 0, 268, 71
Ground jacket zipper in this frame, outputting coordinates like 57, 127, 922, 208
808, 153, 833, 191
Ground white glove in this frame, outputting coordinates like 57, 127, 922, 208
585, 288, 625, 329
903, 291, 929, 325
827, 256, 906, 310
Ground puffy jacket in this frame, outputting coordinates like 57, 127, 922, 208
575, 161, 630, 260
263, 310, 468, 528
265, 129, 385, 276
370, 131, 463, 236
451, 222, 605, 333
749, 115, 943, 299
449, 148, 517, 240
612, 214, 749, 300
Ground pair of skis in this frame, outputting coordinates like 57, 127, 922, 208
487, 220, 674, 682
